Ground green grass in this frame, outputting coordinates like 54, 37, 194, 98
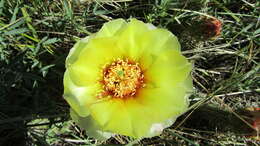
0, 0, 259, 145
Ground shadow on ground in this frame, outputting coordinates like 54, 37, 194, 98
0, 52, 69, 145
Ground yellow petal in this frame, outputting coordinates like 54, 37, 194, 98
89, 98, 139, 136
123, 99, 156, 137
95, 18, 127, 38
116, 19, 150, 61
145, 49, 192, 88
89, 98, 153, 138
88, 82, 190, 138
88, 98, 117, 127
180, 74, 193, 93
102, 100, 135, 137
64, 70, 100, 117
136, 84, 190, 122
115, 23, 181, 70
70, 109, 113, 140
139, 28, 180, 53
137, 28, 181, 70
66, 37, 90, 67
68, 37, 123, 86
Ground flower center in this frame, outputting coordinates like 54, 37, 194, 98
102, 59, 144, 98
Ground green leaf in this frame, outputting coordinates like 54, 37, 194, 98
9, 18, 25, 29
21, 7, 38, 38
43, 38, 60, 45
0, 0, 4, 15
4, 28, 28, 35
10, 4, 19, 23
63, 0, 73, 19
40, 64, 55, 77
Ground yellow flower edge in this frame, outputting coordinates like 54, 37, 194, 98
64, 18, 193, 139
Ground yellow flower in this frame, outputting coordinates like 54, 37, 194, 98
64, 19, 193, 139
